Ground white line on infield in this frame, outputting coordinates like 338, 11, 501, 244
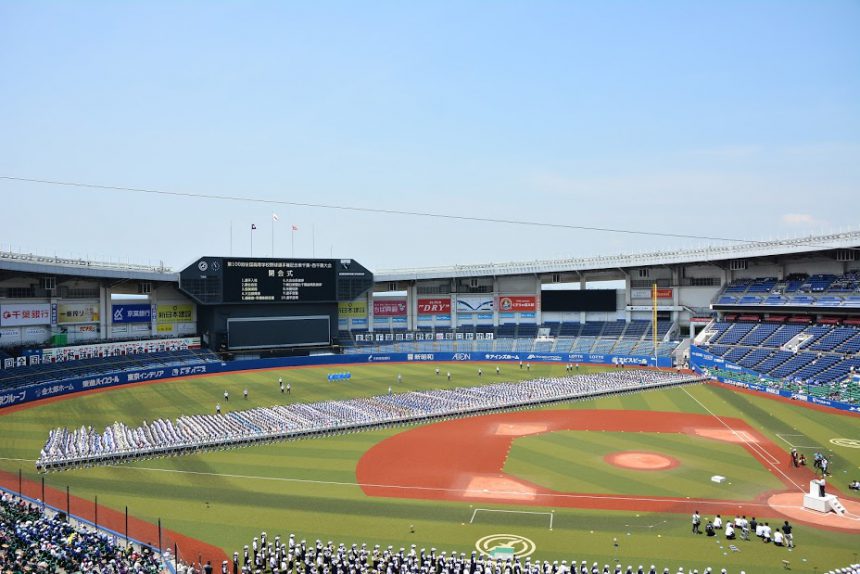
681, 387, 804, 492
109, 464, 789, 508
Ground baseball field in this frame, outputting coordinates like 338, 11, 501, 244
1, 362, 859, 573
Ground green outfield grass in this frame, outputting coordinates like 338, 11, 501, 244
1, 363, 859, 573
503, 430, 784, 500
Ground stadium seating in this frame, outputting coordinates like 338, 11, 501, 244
712, 273, 860, 308
0, 349, 220, 391
0, 490, 163, 573
345, 320, 681, 358
700, 316, 860, 403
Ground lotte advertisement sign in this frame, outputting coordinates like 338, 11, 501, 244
496, 295, 537, 313
417, 298, 451, 315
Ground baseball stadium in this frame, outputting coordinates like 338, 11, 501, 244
2, 233, 860, 574
3, 3, 860, 574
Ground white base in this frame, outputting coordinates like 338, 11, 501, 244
803, 493, 838, 513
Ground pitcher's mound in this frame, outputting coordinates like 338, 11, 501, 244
767, 492, 860, 531
605, 451, 679, 471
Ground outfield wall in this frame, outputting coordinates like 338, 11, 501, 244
689, 345, 860, 414
0, 351, 670, 409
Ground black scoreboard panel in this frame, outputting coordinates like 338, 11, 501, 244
541, 289, 617, 312
179, 257, 372, 305
222, 260, 336, 303
227, 316, 331, 350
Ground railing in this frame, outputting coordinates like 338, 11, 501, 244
0, 484, 176, 573
0, 249, 173, 273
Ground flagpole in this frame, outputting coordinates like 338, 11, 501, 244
250, 226, 253, 257
291, 228, 295, 258
230, 221, 233, 256
271, 219, 275, 257
312, 224, 316, 257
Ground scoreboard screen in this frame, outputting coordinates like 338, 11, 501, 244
222, 259, 337, 303
179, 256, 373, 305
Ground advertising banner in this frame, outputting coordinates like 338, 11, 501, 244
41, 336, 201, 362
656, 288, 673, 299
57, 303, 100, 324
111, 304, 152, 324
338, 300, 368, 318
156, 304, 194, 324
456, 296, 494, 313
0, 327, 21, 346
21, 326, 49, 344
417, 298, 451, 315
0, 303, 51, 327
373, 299, 407, 317
496, 296, 537, 313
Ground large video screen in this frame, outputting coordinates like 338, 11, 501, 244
541, 289, 617, 312
227, 316, 331, 350
222, 259, 337, 303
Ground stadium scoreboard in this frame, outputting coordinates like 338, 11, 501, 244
179, 256, 373, 305
222, 259, 336, 303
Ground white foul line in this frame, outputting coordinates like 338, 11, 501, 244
105, 463, 786, 509
681, 387, 804, 492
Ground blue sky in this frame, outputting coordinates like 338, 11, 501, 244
1, 1, 858, 271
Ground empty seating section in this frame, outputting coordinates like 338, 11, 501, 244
798, 325, 832, 348
770, 354, 816, 378
702, 316, 860, 403
724, 347, 750, 363
714, 273, 860, 307
714, 323, 755, 345
738, 323, 779, 345
345, 320, 680, 357
579, 322, 605, 336
761, 324, 804, 347
810, 327, 858, 351
622, 321, 649, 338
737, 348, 772, 369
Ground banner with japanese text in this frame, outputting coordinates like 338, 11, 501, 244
338, 300, 368, 318
372, 299, 407, 317
0, 303, 51, 326
57, 303, 100, 324
156, 303, 194, 324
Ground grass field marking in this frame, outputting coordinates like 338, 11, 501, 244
681, 387, 805, 492
681, 388, 781, 467
775, 433, 821, 449
469, 508, 553, 530
0, 457, 37, 463
119, 464, 784, 508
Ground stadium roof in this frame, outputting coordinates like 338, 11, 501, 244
375, 230, 860, 282
0, 250, 177, 282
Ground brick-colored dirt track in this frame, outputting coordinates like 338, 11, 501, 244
356, 409, 858, 530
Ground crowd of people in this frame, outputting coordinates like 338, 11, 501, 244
0, 490, 162, 573
173, 532, 748, 574
691, 511, 794, 548
37, 370, 696, 471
